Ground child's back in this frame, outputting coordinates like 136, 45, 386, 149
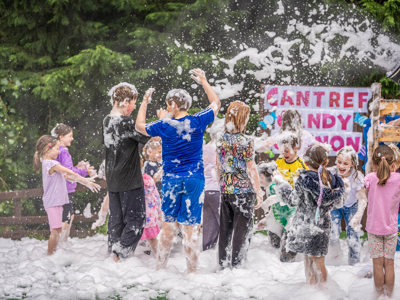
365, 172, 400, 235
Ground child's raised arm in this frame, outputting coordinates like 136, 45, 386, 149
50, 164, 101, 192
349, 187, 367, 229
135, 88, 155, 136
190, 68, 221, 116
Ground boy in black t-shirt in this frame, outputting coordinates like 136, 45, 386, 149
103, 83, 152, 261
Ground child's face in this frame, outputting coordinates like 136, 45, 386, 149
336, 153, 353, 177
282, 146, 298, 163
259, 173, 271, 187
125, 97, 137, 115
46, 143, 60, 160
147, 145, 162, 162
59, 131, 73, 147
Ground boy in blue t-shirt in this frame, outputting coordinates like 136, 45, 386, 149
135, 68, 220, 272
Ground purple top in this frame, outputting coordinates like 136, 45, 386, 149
55, 146, 88, 193
42, 160, 69, 209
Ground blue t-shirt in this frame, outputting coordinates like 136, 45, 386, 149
145, 107, 215, 178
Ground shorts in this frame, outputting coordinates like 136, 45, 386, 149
162, 176, 205, 225
62, 194, 74, 223
45, 206, 63, 232
368, 232, 398, 259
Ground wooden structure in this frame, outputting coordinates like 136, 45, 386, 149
369, 83, 400, 172
0, 180, 107, 239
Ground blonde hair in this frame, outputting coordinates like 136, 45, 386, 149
33, 135, 58, 173
372, 145, 395, 185
142, 139, 162, 161
224, 101, 250, 133
305, 145, 332, 187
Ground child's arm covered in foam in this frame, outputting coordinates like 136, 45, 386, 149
51, 164, 101, 192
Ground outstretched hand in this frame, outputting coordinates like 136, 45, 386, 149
189, 68, 206, 84
84, 177, 101, 193
144, 88, 155, 103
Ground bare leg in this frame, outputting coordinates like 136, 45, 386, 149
181, 224, 201, 273
311, 256, 327, 284
372, 257, 385, 296
384, 258, 395, 297
60, 214, 74, 241
48, 228, 61, 255
148, 238, 158, 255
304, 255, 314, 285
157, 222, 179, 270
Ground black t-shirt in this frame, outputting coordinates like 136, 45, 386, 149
103, 114, 150, 192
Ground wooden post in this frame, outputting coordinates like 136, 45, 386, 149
367, 82, 381, 174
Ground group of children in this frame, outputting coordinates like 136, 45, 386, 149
33, 69, 400, 298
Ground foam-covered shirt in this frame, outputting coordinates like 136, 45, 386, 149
103, 114, 150, 192
365, 172, 400, 235
41, 160, 69, 209
217, 132, 254, 194
145, 107, 214, 178
276, 156, 308, 187
55, 146, 88, 194
328, 166, 364, 207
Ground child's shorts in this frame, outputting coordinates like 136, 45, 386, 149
162, 176, 205, 225
368, 232, 398, 259
45, 206, 63, 232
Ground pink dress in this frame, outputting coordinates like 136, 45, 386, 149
140, 174, 162, 240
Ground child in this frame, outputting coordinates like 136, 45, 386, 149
274, 132, 308, 262
51, 123, 97, 241
357, 145, 400, 297
141, 172, 162, 254
92, 161, 162, 255
33, 135, 100, 255
135, 68, 221, 273
103, 82, 151, 261
142, 138, 163, 193
274, 144, 344, 284
217, 101, 263, 268
328, 146, 367, 265
255, 161, 281, 248
202, 120, 222, 251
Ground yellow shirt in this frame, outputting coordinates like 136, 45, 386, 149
276, 156, 308, 187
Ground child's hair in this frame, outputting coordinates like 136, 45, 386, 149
108, 82, 138, 105
50, 123, 72, 139
224, 101, 250, 133
276, 131, 300, 151
304, 144, 332, 187
143, 139, 162, 161
33, 135, 58, 173
388, 143, 400, 168
336, 146, 359, 181
258, 161, 277, 182
279, 108, 303, 148
372, 145, 395, 185
165, 89, 192, 111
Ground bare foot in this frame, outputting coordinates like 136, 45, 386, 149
113, 253, 120, 263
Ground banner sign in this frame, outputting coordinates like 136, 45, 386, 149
263, 85, 372, 154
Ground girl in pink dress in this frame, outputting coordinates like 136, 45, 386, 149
141, 173, 162, 254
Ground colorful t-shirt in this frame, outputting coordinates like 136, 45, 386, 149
56, 145, 88, 194
143, 174, 161, 229
273, 156, 308, 228
217, 132, 254, 194
145, 107, 215, 178
365, 172, 400, 235
41, 160, 69, 209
